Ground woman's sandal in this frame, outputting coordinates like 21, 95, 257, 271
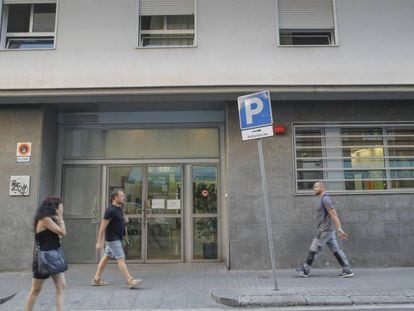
91, 278, 109, 286
127, 278, 142, 289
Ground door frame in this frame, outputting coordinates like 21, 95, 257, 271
56, 123, 227, 265
60, 160, 221, 263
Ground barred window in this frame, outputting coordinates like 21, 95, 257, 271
294, 124, 414, 193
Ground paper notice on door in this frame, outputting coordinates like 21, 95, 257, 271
151, 199, 165, 209
167, 199, 181, 210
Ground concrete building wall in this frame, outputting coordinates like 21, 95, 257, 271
38, 107, 58, 202
0, 0, 414, 89
227, 100, 414, 269
0, 106, 45, 271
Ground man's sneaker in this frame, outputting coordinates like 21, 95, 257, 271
338, 270, 354, 278
294, 266, 310, 278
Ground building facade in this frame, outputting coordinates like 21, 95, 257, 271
0, 0, 414, 271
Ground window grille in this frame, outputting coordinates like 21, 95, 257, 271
294, 124, 414, 193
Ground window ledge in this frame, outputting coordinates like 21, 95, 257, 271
136, 45, 197, 49
0, 47, 56, 52
278, 44, 339, 48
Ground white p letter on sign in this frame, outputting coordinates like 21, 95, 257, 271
238, 91, 273, 132
244, 98, 264, 125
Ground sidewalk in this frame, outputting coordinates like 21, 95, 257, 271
0, 264, 413, 310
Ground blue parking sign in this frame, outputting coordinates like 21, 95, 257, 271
238, 91, 273, 130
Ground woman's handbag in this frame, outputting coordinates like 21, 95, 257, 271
35, 244, 68, 276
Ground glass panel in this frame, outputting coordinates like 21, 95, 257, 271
342, 128, 383, 147
193, 166, 218, 214
298, 181, 317, 191
7, 4, 30, 32
390, 159, 414, 168
344, 148, 385, 190
167, 15, 194, 30
147, 218, 181, 260
296, 159, 323, 169
141, 15, 164, 30
109, 166, 143, 215
388, 129, 414, 189
141, 34, 194, 46
147, 166, 182, 215
342, 128, 385, 190
6, 37, 54, 49
62, 219, 97, 262
63, 166, 100, 217
33, 3, 56, 32
64, 128, 219, 159
193, 218, 217, 260
280, 31, 332, 45
296, 128, 324, 190
345, 176, 387, 191
123, 218, 142, 260
391, 170, 414, 179
295, 129, 323, 158
391, 180, 414, 189
297, 170, 324, 182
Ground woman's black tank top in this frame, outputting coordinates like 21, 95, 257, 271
35, 229, 60, 251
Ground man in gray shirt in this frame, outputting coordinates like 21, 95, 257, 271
295, 181, 354, 278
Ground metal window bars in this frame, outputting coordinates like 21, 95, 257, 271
294, 124, 414, 193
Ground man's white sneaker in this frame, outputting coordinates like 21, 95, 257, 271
338, 270, 354, 278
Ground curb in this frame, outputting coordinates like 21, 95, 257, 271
211, 291, 414, 308
211, 290, 241, 307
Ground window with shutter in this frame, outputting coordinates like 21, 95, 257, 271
138, 0, 196, 47
278, 0, 336, 46
0, 0, 57, 50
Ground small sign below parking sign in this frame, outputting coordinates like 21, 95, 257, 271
241, 125, 274, 141
238, 91, 273, 141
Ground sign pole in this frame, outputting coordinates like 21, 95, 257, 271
257, 138, 279, 291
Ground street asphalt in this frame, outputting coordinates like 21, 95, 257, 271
0, 264, 413, 310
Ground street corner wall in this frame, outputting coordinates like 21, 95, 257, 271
0, 105, 45, 271
226, 100, 414, 269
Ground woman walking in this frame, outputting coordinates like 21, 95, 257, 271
25, 197, 67, 311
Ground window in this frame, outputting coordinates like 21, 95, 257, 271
278, 0, 336, 46
63, 128, 219, 159
138, 0, 195, 47
0, 1, 56, 50
294, 124, 414, 193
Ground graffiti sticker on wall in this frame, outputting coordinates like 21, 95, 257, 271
9, 176, 30, 196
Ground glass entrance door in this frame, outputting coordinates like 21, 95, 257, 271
108, 166, 144, 261
63, 163, 218, 263
108, 165, 183, 262
146, 166, 182, 261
